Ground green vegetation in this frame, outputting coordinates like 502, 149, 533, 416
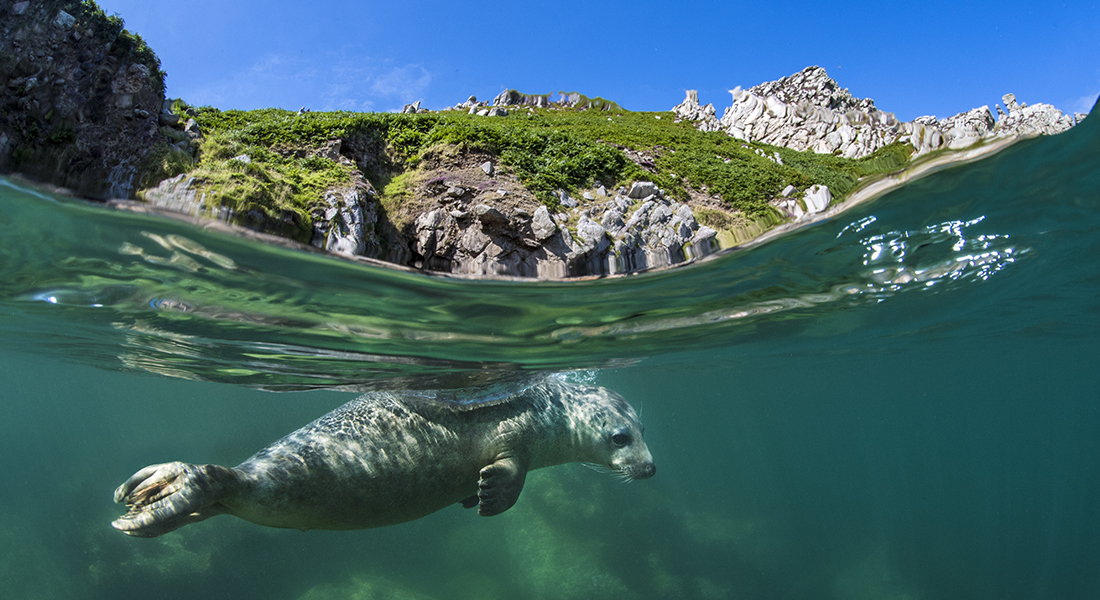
175, 102, 914, 233
774, 140, 914, 198
186, 131, 354, 232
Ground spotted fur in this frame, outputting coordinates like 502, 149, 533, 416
112, 379, 655, 537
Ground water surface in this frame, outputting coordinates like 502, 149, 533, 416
0, 110, 1097, 599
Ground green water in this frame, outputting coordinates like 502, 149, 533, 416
1, 110, 1098, 599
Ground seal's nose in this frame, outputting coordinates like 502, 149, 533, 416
639, 462, 656, 479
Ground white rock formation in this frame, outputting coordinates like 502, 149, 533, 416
672, 90, 721, 132
803, 185, 832, 215
717, 68, 904, 158
772, 184, 832, 221
992, 93, 1077, 136
674, 66, 1082, 159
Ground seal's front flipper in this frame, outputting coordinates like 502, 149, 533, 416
459, 495, 479, 509
112, 461, 236, 537
477, 457, 527, 516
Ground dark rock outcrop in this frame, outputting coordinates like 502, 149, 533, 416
408, 181, 723, 278
0, 0, 166, 198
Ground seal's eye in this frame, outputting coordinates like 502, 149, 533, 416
611, 432, 631, 447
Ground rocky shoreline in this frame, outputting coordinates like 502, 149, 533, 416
147, 71, 1082, 279
1, 2, 1089, 280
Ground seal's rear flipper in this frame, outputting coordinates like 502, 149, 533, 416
112, 461, 236, 537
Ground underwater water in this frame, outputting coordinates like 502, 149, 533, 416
1, 109, 1099, 599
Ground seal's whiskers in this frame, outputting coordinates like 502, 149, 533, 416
583, 462, 635, 483
582, 462, 613, 474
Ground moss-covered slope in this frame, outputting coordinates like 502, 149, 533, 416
164, 102, 913, 233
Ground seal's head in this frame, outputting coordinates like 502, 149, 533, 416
563, 383, 656, 481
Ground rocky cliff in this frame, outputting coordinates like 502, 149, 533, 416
405, 179, 723, 278
0, 0, 167, 198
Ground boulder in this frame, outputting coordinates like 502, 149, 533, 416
473, 204, 509, 225
531, 206, 557, 240
557, 190, 577, 208
492, 89, 553, 108
460, 226, 491, 255
674, 204, 697, 228
803, 185, 832, 215
601, 208, 626, 236
625, 201, 654, 231
574, 216, 609, 253
693, 226, 718, 244
53, 10, 76, 29
649, 203, 673, 224
493, 89, 523, 106
141, 174, 205, 215
628, 181, 659, 199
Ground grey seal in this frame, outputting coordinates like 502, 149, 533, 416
112, 379, 655, 537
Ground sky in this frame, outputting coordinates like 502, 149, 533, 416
96, 0, 1099, 122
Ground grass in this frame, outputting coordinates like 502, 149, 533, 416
167, 101, 915, 237
135, 140, 194, 189
182, 132, 355, 233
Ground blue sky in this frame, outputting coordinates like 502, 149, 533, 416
97, 0, 1099, 122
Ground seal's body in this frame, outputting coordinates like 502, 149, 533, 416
112, 380, 655, 537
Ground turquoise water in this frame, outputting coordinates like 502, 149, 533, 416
1, 110, 1098, 599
